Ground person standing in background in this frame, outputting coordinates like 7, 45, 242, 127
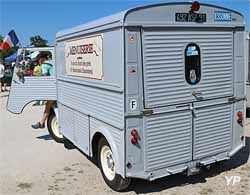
0, 61, 7, 92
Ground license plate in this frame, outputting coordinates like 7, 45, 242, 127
176, 13, 206, 23
214, 12, 231, 21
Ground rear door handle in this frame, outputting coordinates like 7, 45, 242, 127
228, 96, 246, 103
192, 91, 203, 100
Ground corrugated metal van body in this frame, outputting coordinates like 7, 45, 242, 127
56, 29, 124, 128
144, 110, 192, 171
57, 81, 124, 129
59, 104, 90, 154
142, 28, 233, 108
246, 33, 250, 110
56, 28, 125, 175
193, 103, 233, 159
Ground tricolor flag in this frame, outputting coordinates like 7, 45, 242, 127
0, 30, 19, 50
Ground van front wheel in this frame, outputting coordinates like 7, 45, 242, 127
47, 111, 63, 143
98, 137, 131, 191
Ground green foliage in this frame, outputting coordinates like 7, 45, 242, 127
0, 35, 3, 43
30, 35, 48, 47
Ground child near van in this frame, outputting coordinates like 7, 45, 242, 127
31, 53, 54, 129
33, 62, 42, 76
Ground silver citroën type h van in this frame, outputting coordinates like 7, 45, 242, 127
7, 2, 247, 191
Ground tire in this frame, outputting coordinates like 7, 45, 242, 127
97, 137, 131, 191
47, 110, 64, 143
63, 136, 75, 150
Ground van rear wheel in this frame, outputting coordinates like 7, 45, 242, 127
97, 137, 131, 191
47, 111, 63, 143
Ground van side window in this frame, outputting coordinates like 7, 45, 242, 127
185, 43, 201, 85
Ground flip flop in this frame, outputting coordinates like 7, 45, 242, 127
31, 122, 45, 129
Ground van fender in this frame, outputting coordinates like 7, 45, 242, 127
90, 126, 124, 177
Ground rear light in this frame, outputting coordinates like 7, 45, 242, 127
237, 111, 243, 126
191, 1, 200, 12
131, 137, 138, 145
131, 129, 138, 137
237, 111, 243, 118
131, 129, 139, 145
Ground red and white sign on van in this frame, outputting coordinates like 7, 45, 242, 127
65, 34, 103, 79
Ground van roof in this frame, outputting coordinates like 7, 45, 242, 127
56, 2, 244, 39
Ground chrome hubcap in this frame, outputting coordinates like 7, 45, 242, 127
51, 116, 63, 139
101, 145, 115, 181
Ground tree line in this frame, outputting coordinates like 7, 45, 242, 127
0, 35, 49, 61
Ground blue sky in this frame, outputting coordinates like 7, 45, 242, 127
1, 0, 249, 46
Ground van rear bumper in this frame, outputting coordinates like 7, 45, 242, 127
126, 145, 245, 180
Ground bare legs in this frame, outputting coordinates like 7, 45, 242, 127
3, 83, 7, 91
31, 100, 54, 129
40, 100, 54, 125
0, 79, 7, 92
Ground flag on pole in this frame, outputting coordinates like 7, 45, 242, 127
0, 30, 19, 50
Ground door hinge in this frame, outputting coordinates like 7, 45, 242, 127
228, 96, 246, 103
142, 109, 153, 115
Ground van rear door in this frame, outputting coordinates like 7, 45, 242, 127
141, 27, 235, 169
142, 28, 233, 108
7, 47, 56, 114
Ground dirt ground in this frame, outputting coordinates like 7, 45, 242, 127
0, 90, 249, 195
